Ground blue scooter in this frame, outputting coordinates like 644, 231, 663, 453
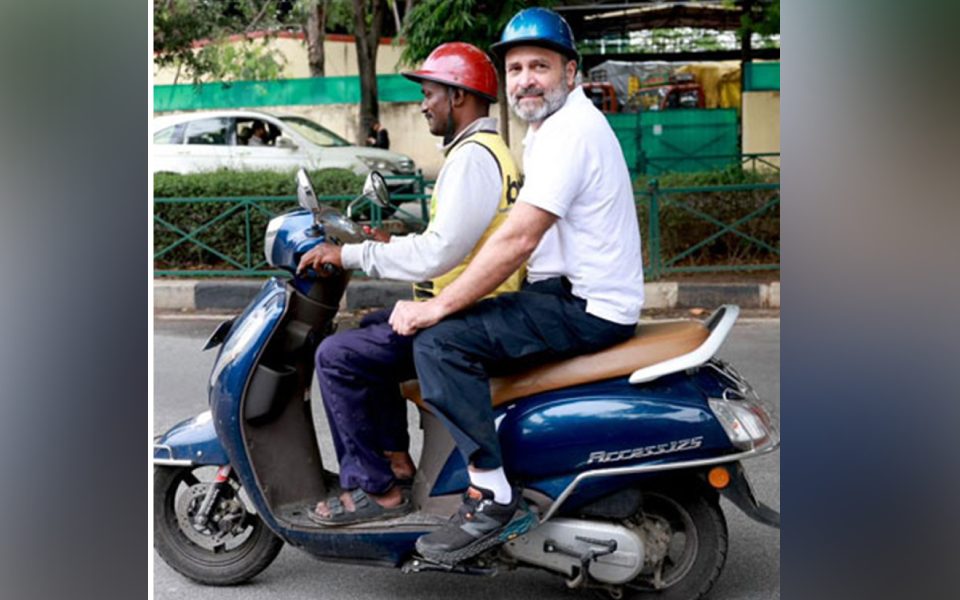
153, 169, 780, 599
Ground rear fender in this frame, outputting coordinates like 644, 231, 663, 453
702, 461, 780, 529
153, 411, 229, 466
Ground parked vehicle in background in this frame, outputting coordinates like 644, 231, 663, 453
152, 110, 418, 190
582, 82, 619, 113
585, 73, 706, 114
629, 73, 705, 112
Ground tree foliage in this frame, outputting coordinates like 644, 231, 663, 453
155, 0, 293, 84
399, 0, 536, 66
741, 0, 780, 36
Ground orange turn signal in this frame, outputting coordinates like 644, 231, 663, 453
708, 466, 731, 489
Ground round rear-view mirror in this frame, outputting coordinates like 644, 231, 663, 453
362, 171, 390, 208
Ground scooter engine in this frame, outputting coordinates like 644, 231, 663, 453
501, 518, 645, 584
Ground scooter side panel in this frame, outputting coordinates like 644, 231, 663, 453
431, 375, 734, 498
498, 375, 733, 482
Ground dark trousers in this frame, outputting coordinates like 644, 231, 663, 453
412, 277, 636, 470
314, 308, 416, 494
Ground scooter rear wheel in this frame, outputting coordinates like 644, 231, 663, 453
622, 488, 728, 600
154, 465, 283, 586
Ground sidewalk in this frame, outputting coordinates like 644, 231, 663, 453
154, 278, 780, 312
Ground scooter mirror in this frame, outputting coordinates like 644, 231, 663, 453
296, 169, 321, 216
362, 171, 390, 208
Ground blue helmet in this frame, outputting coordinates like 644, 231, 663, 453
490, 8, 580, 63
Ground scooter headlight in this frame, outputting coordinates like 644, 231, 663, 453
709, 395, 780, 452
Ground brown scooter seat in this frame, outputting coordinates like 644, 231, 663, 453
400, 319, 709, 410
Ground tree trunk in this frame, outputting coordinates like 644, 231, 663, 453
740, 0, 754, 93
304, 1, 328, 77
354, 0, 385, 145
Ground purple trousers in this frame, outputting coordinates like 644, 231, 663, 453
314, 307, 416, 494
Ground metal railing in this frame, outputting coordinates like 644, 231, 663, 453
154, 180, 779, 279
640, 152, 781, 176
640, 180, 780, 279
153, 192, 432, 278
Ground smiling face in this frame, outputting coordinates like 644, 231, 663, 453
419, 80, 454, 137
505, 46, 577, 126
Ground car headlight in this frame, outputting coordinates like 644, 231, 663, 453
359, 156, 398, 172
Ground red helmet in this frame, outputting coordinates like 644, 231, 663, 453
402, 42, 498, 103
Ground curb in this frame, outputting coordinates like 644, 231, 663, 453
155, 279, 779, 312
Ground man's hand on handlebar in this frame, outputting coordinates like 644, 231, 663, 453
297, 243, 343, 276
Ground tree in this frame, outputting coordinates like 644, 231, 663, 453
353, 0, 387, 145
302, 1, 329, 76
297, 0, 354, 77
400, 1, 543, 147
154, 0, 289, 84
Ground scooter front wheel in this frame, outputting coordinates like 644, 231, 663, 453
154, 465, 283, 586
622, 488, 728, 600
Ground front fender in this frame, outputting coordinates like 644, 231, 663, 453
153, 411, 229, 466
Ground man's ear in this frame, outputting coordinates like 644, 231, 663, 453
565, 60, 577, 88
451, 87, 467, 108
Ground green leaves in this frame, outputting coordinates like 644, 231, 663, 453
399, 0, 538, 66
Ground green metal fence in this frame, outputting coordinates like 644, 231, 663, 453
639, 180, 780, 279
154, 180, 779, 279
153, 191, 431, 277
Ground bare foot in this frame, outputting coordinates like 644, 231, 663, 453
384, 451, 416, 480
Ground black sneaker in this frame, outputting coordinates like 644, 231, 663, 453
415, 485, 536, 565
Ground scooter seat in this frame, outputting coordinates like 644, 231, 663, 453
400, 319, 709, 409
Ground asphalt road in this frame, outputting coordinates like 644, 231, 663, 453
153, 315, 780, 599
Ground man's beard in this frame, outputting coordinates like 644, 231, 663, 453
509, 82, 568, 123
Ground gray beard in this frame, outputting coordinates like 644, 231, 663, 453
509, 84, 568, 123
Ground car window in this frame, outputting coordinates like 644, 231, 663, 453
280, 117, 350, 147
184, 118, 231, 145
235, 119, 281, 147
153, 124, 184, 144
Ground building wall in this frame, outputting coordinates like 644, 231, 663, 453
153, 34, 407, 84
741, 91, 781, 169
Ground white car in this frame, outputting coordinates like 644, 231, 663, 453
152, 110, 417, 183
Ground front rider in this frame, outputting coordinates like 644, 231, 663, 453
387, 8, 645, 564
296, 42, 524, 526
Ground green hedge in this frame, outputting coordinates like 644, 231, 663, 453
154, 168, 365, 197
154, 169, 364, 271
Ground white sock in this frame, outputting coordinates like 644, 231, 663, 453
468, 467, 512, 504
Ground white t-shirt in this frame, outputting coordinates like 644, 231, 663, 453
519, 86, 645, 325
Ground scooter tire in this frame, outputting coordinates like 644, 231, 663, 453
153, 465, 284, 586
623, 488, 728, 600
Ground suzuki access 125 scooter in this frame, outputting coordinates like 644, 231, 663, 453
153, 169, 780, 600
